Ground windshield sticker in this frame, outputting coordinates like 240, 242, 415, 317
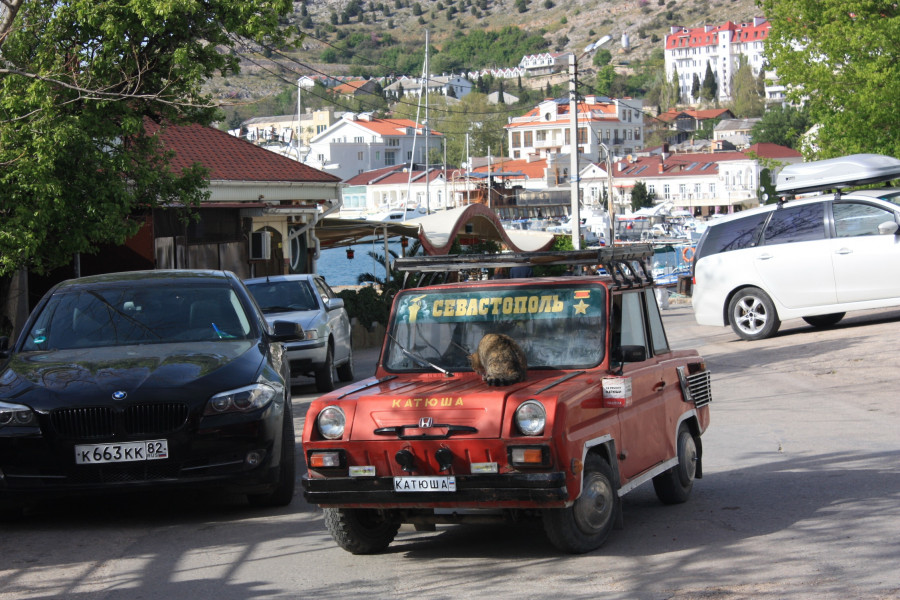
395, 288, 602, 324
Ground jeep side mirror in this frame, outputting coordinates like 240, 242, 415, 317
613, 345, 647, 364
877, 221, 899, 235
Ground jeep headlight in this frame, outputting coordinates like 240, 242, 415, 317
0, 401, 36, 427
514, 400, 546, 436
205, 383, 279, 415
317, 405, 346, 440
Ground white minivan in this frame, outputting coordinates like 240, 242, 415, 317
692, 153, 900, 340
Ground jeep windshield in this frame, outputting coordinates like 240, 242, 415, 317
384, 284, 607, 372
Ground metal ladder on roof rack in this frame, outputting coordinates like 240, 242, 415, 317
394, 244, 656, 291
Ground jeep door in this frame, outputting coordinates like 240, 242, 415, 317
753, 203, 837, 308
610, 290, 669, 480
829, 201, 900, 303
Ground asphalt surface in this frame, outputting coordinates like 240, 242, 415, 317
2, 304, 900, 600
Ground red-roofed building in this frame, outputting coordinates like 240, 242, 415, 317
506, 96, 645, 161
332, 79, 378, 99
111, 121, 343, 278
307, 113, 443, 181
341, 165, 461, 218
665, 17, 770, 103
655, 108, 735, 145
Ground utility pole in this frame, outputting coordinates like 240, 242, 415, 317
466, 133, 471, 205
569, 53, 581, 250
424, 30, 430, 214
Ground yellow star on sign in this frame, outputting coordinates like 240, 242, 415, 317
573, 299, 589, 314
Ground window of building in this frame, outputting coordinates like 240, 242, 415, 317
388, 138, 399, 147
694, 183, 702, 196
512, 131, 521, 148
385, 151, 395, 166
679, 184, 687, 197
357, 151, 363, 160
663, 184, 670, 199
523, 131, 533, 146
536, 130, 547, 142
354, 136, 364, 144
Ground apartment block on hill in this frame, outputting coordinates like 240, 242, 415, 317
665, 17, 770, 103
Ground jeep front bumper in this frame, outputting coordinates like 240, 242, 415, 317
302, 472, 568, 507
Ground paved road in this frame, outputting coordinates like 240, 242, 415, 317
2, 307, 899, 599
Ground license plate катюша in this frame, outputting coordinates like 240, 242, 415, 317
74, 440, 169, 465
394, 476, 457, 492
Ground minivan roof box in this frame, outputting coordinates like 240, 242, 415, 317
776, 153, 900, 196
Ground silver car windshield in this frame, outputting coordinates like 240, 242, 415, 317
384, 284, 607, 372
22, 284, 253, 351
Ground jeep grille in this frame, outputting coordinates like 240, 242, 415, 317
677, 366, 712, 408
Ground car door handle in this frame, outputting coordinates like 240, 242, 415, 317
757, 253, 774, 260
653, 381, 666, 392
835, 248, 853, 255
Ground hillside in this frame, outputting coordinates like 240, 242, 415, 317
206, 0, 761, 111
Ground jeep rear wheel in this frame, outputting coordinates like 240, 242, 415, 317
728, 286, 780, 340
324, 508, 401, 554
652, 424, 697, 505
542, 455, 618, 554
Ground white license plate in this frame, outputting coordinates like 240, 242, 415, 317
394, 476, 456, 493
74, 440, 169, 465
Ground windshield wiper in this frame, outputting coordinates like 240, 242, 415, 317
388, 333, 453, 377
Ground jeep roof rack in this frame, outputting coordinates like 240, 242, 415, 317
775, 153, 900, 196
394, 245, 655, 290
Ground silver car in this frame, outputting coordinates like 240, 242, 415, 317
245, 274, 353, 391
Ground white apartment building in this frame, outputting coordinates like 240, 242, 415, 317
341, 165, 471, 218
383, 75, 474, 100
665, 17, 770, 103
518, 52, 573, 76
506, 96, 645, 162
305, 113, 443, 181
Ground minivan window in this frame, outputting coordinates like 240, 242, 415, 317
762, 203, 825, 245
833, 202, 897, 237
694, 212, 768, 262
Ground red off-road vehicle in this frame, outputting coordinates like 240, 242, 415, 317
301, 246, 712, 554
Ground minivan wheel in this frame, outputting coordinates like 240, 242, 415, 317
802, 313, 845, 328
728, 287, 781, 340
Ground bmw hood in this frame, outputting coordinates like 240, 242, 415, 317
0, 341, 264, 409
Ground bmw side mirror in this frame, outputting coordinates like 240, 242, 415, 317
325, 298, 345, 311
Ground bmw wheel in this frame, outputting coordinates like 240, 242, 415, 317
728, 286, 781, 340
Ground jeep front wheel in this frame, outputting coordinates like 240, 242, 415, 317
542, 455, 618, 553
728, 286, 780, 340
324, 508, 401, 554
652, 424, 697, 505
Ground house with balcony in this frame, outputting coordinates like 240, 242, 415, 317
506, 96, 645, 162
341, 165, 465, 218
518, 52, 573, 76
305, 113, 443, 181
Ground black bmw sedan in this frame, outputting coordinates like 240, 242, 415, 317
0, 270, 302, 509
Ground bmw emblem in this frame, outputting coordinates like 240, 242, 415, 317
112, 390, 127, 400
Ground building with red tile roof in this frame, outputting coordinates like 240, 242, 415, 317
132, 120, 343, 278
665, 17, 770, 103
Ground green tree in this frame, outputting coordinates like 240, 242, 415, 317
690, 73, 701, 101
729, 56, 764, 118
0, 0, 291, 277
594, 65, 617, 96
630, 181, 655, 212
760, 0, 900, 158
751, 104, 812, 150
592, 49, 612, 68
700, 62, 718, 103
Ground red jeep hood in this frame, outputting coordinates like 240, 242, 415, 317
347, 376, 525, 440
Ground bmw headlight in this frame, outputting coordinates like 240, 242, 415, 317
205, 383, 279, 415
0, 400, 36, 428
317, 405, 346, 440
514, 400, 546, 436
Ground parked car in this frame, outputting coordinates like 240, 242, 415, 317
692, 153, 900, 340
302, 247, 712, 554
0, 270, 301, 509
244, 274, 353, 392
